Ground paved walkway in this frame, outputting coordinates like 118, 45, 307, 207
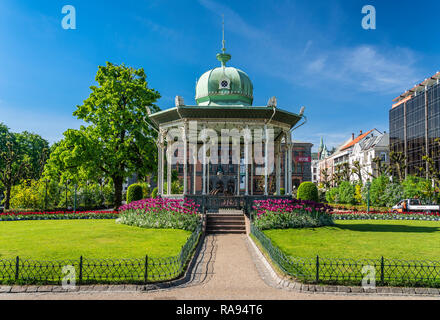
0, 234, 436, 300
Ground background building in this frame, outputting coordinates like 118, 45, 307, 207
318, 129, 389, 185
289, 141, 313, 188
311, 153, 320, 184
390, 71, 440, 177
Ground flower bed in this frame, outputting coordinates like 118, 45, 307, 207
331, 211, 440, 221
117, 198, 201, 232
252, 198, 333, 230
0, 210, 118, 221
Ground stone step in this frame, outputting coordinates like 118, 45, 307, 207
207, 220, 245, 225
207, 219, 245, 224
207, 224, 246, 230
207, 215, 245, 220
206, 229, 246, 234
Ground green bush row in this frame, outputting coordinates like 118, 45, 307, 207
324, 175, 438, 207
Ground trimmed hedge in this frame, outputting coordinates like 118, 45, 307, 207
126, 184, 143, 204
297, 182, 318, 202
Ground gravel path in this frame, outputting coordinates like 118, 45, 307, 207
0, 234, 436, 300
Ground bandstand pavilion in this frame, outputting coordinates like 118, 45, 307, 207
149, 39, 305, 211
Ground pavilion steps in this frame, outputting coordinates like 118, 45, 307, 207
206, 213, 246, 234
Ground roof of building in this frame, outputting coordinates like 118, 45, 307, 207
340, 129, 374, 151
392, 71, 440, 108
291, 140, 313, 145
149, 105, 302, 128
360, 132, 389, 151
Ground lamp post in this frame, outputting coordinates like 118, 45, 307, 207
366, 181, 371, 213
65, 180, 69, 211
44, 179, 49, 211
74, 184, 77, 213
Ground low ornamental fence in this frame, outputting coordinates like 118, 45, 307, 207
250, 224, 440, 288
0, 222, 202, 285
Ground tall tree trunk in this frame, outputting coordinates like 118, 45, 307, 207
4, 185, 11, 210
113, 175, 123, 210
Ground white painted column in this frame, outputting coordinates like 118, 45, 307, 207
287, 132, 293, 196
202, 126, 207, 195
156, 140, 162, 196
237, 141, 241, 196
182, 123, 188, 195
284, 132, 288, 195
207, 157, 210, 195
276, 139, 281, 195
193, 145, 197, 195
167, 145, 172, 195
251, 143, 254, 196
264, 125, 269, 196
159, 129, 166, 196
244, 126, 250, 196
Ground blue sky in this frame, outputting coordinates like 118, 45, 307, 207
0, 0, 439, 151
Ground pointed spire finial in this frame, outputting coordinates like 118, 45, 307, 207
222, 14, 226, 53
216, 14, 231, 67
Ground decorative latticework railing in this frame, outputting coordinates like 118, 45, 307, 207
184, 195, 291, 214
0, 222, 202, 285
250, 223, 440, 288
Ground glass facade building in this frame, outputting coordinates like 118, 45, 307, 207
390, 76, 440, 176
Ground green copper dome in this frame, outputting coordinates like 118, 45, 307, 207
195, 66, 253, 106
195, 39, 253, 106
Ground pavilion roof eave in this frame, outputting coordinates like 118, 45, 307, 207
149, 105, 302, 129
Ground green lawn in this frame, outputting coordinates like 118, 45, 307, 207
264, 220, 440, 260
0, 220, 191, 260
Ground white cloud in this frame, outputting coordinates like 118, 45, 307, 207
306, 57, 326, 73
302, 40, 313, 56
313, 45, 421, 94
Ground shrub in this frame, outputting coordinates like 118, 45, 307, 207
297, 182, 318, 202
163, 181, 184, 194
382, 183, 404, 207
10, 179, 60, 211
280, 188, 285, 195
126, 184, 143, 204
338, 181, 356, 205
354, 184, 363, 205
151, 187, 158, 198
368, 175, 390, 207
137, 182, 151, 198
326, 187, 339, 203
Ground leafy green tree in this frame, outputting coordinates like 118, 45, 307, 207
390, 151, 406, 182
45, 62, 161, 209
320, 168, 331, 190
351, 161, 363, 184
401, 175, 420, 199
0, 123, 49, 209
372, 156, 390, 179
